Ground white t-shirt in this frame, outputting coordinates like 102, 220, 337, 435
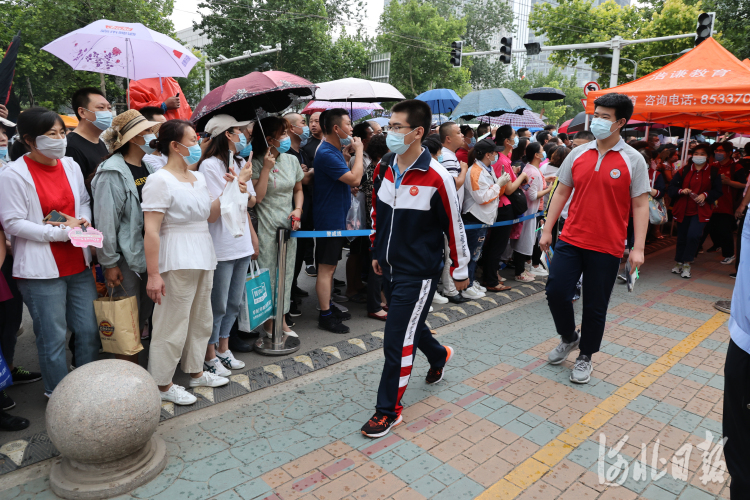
440, 147, 464, 208
141, 169, 217, 273
143, 153, 168, 171
199, 156, 255, 261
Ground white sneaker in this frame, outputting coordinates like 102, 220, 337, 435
462, 286, 485, 299
432, 293, 449, 304
515, 271, 535, 282
681, 264, 692, 279
721, 256, 736, 265
160, 384, 197, 405
472, 281, 487, 292
264, 327, 299, 338
203, 357, 231, 377
530, 265, 548, 276
216, 350, 245, 370
189, 371, 229, 388
671, 263, 683, 274
317, 301, 349, 313
429, 306, 434, 312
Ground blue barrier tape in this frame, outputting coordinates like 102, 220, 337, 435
288, 212, 543, 238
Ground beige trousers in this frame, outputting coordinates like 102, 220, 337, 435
148, 269, 214, 386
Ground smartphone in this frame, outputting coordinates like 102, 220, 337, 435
175, 93, 180, 98
43, 210, 67, 223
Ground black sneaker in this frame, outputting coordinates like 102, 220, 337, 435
285, 313, 296, 328
426, 346, 454, 384
289, 301, 302, 317
0, 391, 15, 411
291, 286, 309, 298
11, 366, 42, 384
447, 293, 470, 304
0, 411, 29, 432
330, 303, 351, 321
730, 272, 737, 279
361, 411, 402, 438
305, 265, 317, 277
707, 245, 720, 253
334, 278, 346, 287
318, 312, 350, 333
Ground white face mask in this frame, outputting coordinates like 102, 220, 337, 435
35, 135, 67, 160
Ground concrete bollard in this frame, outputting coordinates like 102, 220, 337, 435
46, 359, 167, 499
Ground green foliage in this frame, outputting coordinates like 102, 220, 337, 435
196, 0, 368, 91
376, 0, 471, 98
0, 0, 175, 110
174, 48, 208, 108
703, 0, 750, 60
498, 66, 585, 125
529, 0, 704, 88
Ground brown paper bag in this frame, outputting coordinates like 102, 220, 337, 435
94, 290, 143, 356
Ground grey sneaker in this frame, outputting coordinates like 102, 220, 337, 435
548, 331, 580, 365
570, 355, 593, 384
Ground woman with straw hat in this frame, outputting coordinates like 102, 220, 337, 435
92, 109, 161, 362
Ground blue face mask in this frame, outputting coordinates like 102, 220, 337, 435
513, 136, 519, 149
541, 151, 547, 160
139, 134, 157, 154
590, 117, 616, 140
0, 146, 7, 160
552, 131, 558, 137
437, 154, 444, 163
386, 129, 417, 155
179, 142, 202, 165
295, 126, 311, 147
275, 136, 291, 154
239, 142, 253, 158
469, 137, 476, 147
85, 108, 113, 130
715, 153, 726, 162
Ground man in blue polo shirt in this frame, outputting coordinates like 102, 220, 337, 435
313, 109, 364, 333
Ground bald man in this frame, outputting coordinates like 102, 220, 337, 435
368, 120, 383, 136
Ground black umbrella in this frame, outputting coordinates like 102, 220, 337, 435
523, 87, 566, 101
0, 32, 21, 106
566, 111, 593, 133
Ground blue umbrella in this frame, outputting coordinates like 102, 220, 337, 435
450, 88, 530, 121
416, 88, 461, 123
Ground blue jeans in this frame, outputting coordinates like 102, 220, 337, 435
210, 256, 252, 345
17, 269, 100, 394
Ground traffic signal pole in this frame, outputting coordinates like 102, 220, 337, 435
461, 33, 696, 88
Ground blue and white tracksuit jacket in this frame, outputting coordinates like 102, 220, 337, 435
369, 147, 470, 418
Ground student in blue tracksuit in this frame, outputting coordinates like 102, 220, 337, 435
361, 100, 471, 438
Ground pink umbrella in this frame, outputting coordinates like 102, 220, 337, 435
191, 71, 316, 130
302, 100, 383, 121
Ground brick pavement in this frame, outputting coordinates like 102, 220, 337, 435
0, 248, 735, 499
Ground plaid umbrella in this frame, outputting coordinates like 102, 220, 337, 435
478, 110, 545, 128
301, 100, 383, 121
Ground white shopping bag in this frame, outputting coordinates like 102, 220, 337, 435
220, 178, 249, 238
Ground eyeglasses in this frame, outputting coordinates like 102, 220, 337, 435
389, 125, 414, 134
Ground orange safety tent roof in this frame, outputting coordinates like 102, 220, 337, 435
586, 38, 750, 132
59, 114, 79, 128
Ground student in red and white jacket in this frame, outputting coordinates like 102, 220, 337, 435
362, 100, 470, 438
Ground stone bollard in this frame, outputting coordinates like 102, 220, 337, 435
46, 359, 167, 499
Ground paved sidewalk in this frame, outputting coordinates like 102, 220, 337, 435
0, 246, 734, 499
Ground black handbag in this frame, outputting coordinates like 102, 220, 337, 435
507, 188, 528, 217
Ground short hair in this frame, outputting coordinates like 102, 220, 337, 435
543, 142, 558, 156
459, 124, 474, 138
390, 99, 432, 141
151, 120, 195, 157
692, 142, 712, 157
573, 130, 595, 142
439, 121, 458, 143
593, 93, 634, 123
139, 106, 165, 122
536, 131, 551, 145
352, 121, 372, 140
712, 141, 733, 154
16, 107, 66, 149
476, 123, 490, 138
494, 125, 514, 145
517, 128, 529, 137
543, 124, 556, 131
558, 132, 569, 142
366, 134, 389, 163
422, 135, 443, 156
321, 108, 349, 135
71, 87, 106, 120
550, 146, 571, 167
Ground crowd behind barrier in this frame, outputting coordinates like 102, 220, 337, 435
0, 91, 748, 446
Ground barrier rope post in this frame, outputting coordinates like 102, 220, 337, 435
254, 227, 301, 356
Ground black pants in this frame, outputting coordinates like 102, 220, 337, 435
724, 339, 750, 497
513, 251, 530, 275
709, 212, 736, 258
482, 205, 513, 287
367, 251, 384, 313
545, 240, 620, 357
737, 212, 746, 271
0, 256, 22, 365
675, 215, 706, 263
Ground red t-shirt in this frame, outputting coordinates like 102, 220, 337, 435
24, 157, 86, 277
711, 160, 736, 214
455, 147, 469, 164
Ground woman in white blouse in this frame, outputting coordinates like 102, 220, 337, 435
142, 119, 250, 405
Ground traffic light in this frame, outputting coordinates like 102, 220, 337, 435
695, 12, 715, 46
500, 37, 512, 64
524, 42, 541, 56
450, 41, 463, 68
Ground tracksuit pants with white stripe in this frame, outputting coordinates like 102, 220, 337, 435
376, 273, 448, 419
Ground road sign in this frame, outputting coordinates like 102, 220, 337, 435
581, 99, 587, 108
583, 81, 600, 96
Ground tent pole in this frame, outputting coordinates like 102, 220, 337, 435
680, 127, 691, 167
584, 114, 590, 131
644, 124, 650, 142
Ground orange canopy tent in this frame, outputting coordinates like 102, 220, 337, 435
586, 38, 750, 132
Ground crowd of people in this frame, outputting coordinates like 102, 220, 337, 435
0, 88, 748, 439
